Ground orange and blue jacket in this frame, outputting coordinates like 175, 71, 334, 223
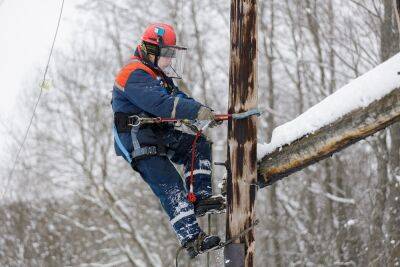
111, 55, 202, 157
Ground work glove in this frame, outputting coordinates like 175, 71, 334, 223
196, 107, 215, 121
196, 107, 223, 128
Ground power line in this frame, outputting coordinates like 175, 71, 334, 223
2, 0, 66, 199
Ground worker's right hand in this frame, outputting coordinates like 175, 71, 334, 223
196, 106, 216, 121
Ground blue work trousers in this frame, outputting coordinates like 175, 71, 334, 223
133, 131, 213, 245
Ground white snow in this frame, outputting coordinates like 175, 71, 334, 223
344, 219, 357, 228
258, 52, 400, 159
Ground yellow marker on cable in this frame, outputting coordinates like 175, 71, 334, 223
40, 80, 52, 91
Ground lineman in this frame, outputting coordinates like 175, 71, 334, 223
111, 23, 224, 257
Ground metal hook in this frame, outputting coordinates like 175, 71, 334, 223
128, 115, 141, 127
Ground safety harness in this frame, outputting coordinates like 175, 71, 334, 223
114, 112, 167, 162
113, 58, 168, 167
114, 109, 260, 203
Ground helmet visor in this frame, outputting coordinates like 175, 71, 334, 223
158, 45, 187, 79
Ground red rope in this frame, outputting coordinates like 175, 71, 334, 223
187, 130, 203, 203
136, 114, 233, 203
186, 115, 232, 203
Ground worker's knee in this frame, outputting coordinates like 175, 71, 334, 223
135, 156, 184, 190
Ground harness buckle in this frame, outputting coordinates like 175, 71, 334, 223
130, 146, 159, 169
128, 115, 141, 127
132, 146, 158, 159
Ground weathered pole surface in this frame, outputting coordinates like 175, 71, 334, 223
395, 0, 400, 35
225, 0, 258, 266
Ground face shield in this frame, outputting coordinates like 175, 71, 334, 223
158, 45, 187, 79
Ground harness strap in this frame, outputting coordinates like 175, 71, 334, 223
130, 124, 163, 167
114, 112, 135, 133
113, 124, 133, 164
131, 125, 142, 152
113, 113, 165, 167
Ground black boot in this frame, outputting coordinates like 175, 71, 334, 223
194, 195, 226, 217
185, 232, 221, 258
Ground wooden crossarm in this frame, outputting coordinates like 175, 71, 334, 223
258, 87, 400, 187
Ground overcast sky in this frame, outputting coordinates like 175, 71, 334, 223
0, 0, 79, 156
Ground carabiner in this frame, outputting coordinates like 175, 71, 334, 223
128, 115, 141, 127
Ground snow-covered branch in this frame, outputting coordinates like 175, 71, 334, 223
307, 187, 356, 205
258, 53, 400, 187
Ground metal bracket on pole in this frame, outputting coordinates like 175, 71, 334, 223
225, 244, 245, 267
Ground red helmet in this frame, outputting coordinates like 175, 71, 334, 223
139, 23, 186, 79
141, 23, 176, 46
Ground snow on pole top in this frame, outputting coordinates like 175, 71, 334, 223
258, 52, 400, 159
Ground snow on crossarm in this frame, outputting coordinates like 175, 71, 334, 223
258, 52, 400, 159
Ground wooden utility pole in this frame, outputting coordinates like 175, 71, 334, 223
395, 0, 400, 35
225, 0, 258, 266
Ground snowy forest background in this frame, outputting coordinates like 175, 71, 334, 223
0, 0, 399, 266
